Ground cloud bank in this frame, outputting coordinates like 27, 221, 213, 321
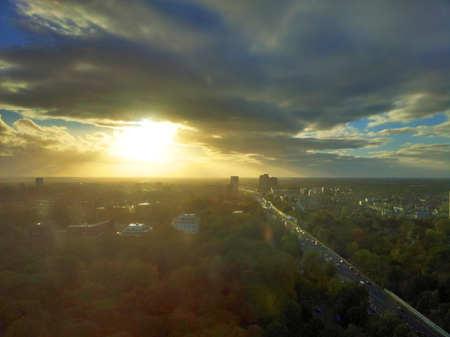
1, 0, 449, 177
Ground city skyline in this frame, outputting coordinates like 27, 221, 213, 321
1, 0, 450, 178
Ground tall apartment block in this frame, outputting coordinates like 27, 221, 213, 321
35, 178, 44, 189
259, 174, 277, 192
230, 176, 239, 192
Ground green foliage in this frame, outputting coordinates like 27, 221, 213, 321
342, 324, 363, 337
282, 304, 303, 334
5, 189, 448, 336
345, 242, 359, 257
435, 219, 450, 234
264, 321, 290, 337
4, 317, 47, 337
352, 249, 372, 267
281, 234, 301, 256
333, 286, 369, 326
283, 205, 293, 213
358, 236, 376, 251
400, 221, 415, 235
425, 246, 450, 274
424, 229, 447, 248
302, 318, 325, 337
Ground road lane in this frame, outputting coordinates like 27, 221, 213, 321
250, 191, 442, 337
295, 228, 440, 337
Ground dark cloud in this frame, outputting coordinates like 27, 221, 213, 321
256, 151, 450, 178
0, 0, 449, 135
1, 0, 450, 177
375, 143, 450, 164
175, 132, 390, 158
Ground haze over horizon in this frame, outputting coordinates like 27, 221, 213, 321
1, 0, 449, 178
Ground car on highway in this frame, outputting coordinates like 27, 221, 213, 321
360, 281, 365, 285
340, 260, 344, 263
367, 281, 371, 285
356, 273, 360, 276
350, 267, 354, 270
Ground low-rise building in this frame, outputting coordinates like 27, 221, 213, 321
297, 198, 315, 206
67, 220, 115, 236
171, 213, 199, 233
121, 223, 153, 237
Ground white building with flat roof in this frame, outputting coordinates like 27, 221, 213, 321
121, 223, 153, 237
171, 213, 199, 233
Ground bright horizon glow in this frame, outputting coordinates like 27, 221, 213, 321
111, 121, 178, 162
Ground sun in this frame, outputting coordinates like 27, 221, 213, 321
112, 121, 177, 162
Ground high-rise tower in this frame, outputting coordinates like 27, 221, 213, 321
259, 174, 277, 192
230, 176, 239, 192
35, 178, 44, 189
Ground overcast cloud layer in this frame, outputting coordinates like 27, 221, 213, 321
0, 0, 449, 177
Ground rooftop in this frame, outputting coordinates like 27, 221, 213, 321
176, 213, 197, 220
122, 223, 153, 235
68, 221, 110, 228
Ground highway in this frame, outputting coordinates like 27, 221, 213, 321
250, 191, 442, 337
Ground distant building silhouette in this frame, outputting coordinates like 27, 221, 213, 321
259, 174, 277, 192
35, 177, 44, 189
230, 176, 239, 192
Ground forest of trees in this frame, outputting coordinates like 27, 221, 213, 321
294, 206, 450, 332
0, 194, 416, 337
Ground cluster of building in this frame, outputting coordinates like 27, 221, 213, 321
359, 194, 449, 219
367, 204, 444, 219
28, 212, 201, 241
267, 185, 328, 210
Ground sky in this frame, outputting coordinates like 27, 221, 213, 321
0, 0, 449, 178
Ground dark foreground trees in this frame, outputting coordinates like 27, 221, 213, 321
0, 196, 412, 337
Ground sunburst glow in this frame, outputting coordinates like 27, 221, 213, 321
111, 121, 178, 162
